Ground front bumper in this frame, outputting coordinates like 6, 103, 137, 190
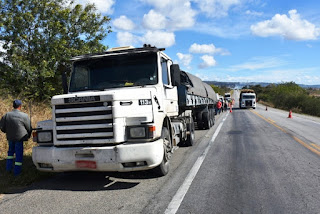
240, 101, 256, 108
32, 139, 164, 172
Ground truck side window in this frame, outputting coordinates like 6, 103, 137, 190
161, 58, 169, 85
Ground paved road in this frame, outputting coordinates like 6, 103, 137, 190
0, 97, 319, 214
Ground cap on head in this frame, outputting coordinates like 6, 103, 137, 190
13, 99, 22, 108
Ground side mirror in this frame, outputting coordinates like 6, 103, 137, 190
170, 64, 181, 86
61, 72, 68, 94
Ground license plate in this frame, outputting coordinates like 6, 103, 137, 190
76, 160, 97, 169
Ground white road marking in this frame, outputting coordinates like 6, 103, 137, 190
164, 112, 229, 214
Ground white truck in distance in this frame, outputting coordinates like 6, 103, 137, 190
32, 45, 217, 176
239, 89, 256, 109
224, 93, 231, 101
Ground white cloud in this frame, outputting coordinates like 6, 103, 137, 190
221, 68, 320, 85
251, 10, 320, 40
141, 31, 175, 47
140, 0, 196, 30
245, 10, 263, 16
116, 32, 138, 47
199, 55, 217, 69
195, 73, 210, 81
194, 0, 240, 18
189, 43, 216, 54
116, 31, 175, 48
142, 10, 167, 30
113, 16, 135, 31
177, 53, 193, 67
189, 43, 230, 55
306, 44, 313, 48
229, 57, 286, 71
75, 0, 115, 14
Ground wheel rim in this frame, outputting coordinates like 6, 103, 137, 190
163, 135, 172, 162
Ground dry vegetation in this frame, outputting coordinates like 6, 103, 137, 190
0, 96, 52, 193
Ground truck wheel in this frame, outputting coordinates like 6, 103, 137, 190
154, 127, 171, 176
208, 110, 213, 127
210, 109, 215, 126
212, 112, 215, 126
185, 116, 195, 146
196, 112, 203, 130
203, 112, 210, 129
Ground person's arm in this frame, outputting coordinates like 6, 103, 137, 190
0, 114, 7, 133
24, 114, 32, 138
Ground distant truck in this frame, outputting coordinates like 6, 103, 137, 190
239, 89, 256, 109
32, 45, 217, 176
224, 93, 231, 101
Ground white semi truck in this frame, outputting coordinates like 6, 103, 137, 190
224, 93, 231, 102
239, 89, 256, 109
32, 45, 217, 176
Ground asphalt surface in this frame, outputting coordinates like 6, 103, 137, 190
0, 95, 319, 214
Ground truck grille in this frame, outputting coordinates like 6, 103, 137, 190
245, 100, 252, 106
54, 101, 113, 144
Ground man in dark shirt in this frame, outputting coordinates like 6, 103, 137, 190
0, 100, 32, 175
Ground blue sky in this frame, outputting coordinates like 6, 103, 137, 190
76, 0, 320, 85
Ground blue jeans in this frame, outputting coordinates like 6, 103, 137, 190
6, 141, 23, 175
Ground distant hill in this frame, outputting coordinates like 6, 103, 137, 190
205, 81, 320, 89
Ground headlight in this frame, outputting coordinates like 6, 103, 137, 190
37, 131, 53, 143
128, 126, 155, 139
129, 127, 146, 138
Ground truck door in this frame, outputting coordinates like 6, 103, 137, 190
161, 57, 178, 116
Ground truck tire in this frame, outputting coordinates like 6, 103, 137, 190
203, 112, 210, 129
210, 109, 215, 126
196, 112, 203, 130
154, 127, 171, 176
185, 116, 195, 146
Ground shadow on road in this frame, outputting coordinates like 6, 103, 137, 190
5, 169, 160, 194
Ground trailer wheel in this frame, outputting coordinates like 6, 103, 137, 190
185, 116, 195, 146
211, 110, 215, 126
154, 127, 171, 176
196, 112, 203, 130
209, 109, 215, 126
203, 112, 210, 129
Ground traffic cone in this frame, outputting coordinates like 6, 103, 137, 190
266, 106, 268, 111
288, 110, 292, 118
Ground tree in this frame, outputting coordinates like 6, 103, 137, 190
0, 0, 111, 100
210, 84, 229, 96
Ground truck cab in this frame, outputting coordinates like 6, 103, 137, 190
239, 89, 256, 109
224, 93, 231, 102
32, 45, 180, 175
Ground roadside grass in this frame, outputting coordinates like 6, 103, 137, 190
0, 97, 53, 194
0, 156, 54, 194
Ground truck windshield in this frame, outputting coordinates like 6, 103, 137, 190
243, 95, 256, 99
69, 52, 158, 92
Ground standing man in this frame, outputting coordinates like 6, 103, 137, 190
0, 100, 32, 176
216, 100, 222, 115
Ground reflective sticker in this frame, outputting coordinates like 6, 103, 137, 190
15, 162, 22, 166
7, 156, 14, 159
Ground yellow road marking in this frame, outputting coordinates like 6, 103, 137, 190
292, 137, 320, 156
311, 143, 320, 151
250, 110, 287, 133
267, 118, 276, 123
249, 110, 320, 156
